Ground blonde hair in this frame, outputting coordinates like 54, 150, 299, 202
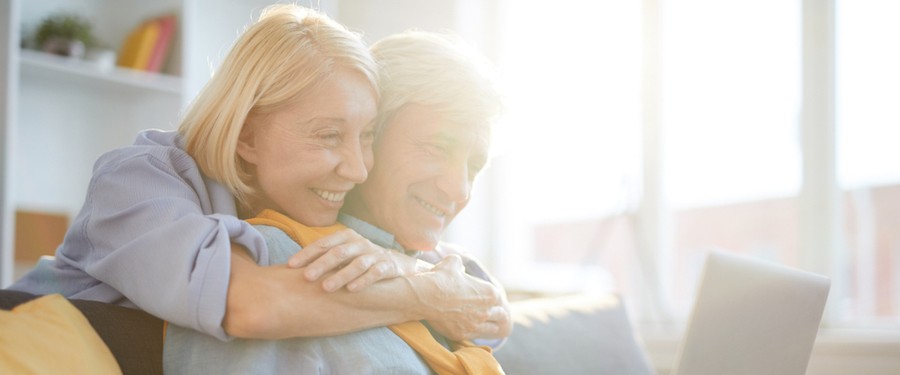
370, 30, 502, 138
178, 4, 378, 206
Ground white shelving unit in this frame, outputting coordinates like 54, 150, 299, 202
18, 49, 181, 95
1, 0, 20, 287
0, 0, 373, 286
0, 0, 285, 286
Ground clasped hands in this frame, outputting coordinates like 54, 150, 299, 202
287, 229, 510, 341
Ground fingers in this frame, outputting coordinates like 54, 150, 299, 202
323, 250, 424, 292
321, 254, 395, 292
286, 229, 414, 291
421, 262, 511, 340
449, 305, 509, 340
474, 321, 501, 339
479, 305, 512, 339
322, 254, 393, 292
287, 229, 356, 269
432, 254, 465, 272
301, 242, 358, 282
289, 230, 377, 281
428, 308, 492, 341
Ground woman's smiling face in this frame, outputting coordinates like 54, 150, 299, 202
237, 70, 377, 226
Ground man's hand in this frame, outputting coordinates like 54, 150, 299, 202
408, 255, 511, 341
287, 229, 427, 292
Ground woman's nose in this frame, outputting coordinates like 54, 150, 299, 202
337, 142, 370, 183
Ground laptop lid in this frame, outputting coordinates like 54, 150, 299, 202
672, 251, 831, 375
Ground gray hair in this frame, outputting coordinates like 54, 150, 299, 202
370, 30, 502, 137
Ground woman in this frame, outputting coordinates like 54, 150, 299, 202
9, 4, 503, 343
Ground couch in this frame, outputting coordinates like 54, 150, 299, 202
0, 289, 654, 374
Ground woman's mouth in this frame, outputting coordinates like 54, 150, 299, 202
312, 189, 347, 203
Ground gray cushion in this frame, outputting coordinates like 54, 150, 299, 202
495, 293, 654, 375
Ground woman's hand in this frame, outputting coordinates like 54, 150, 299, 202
227, 243, 511, 340
287, 229, 428, 292
409, 255, 512, 341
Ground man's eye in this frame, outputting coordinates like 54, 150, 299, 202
425, 143, 447, 156
469, 161, 486, 180
318, 132, 341, 146
361, 129, 375, 146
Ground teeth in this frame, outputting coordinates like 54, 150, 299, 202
416, 198, 446, 217
313, 189, 346, 202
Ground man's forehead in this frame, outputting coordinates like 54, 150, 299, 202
432, 121, 490, 146
389, 104, 491, 150
428, 127, 490, 161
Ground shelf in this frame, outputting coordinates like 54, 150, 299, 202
18, 49, 182, 95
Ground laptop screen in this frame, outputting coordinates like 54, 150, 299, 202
672, 251, 830, 375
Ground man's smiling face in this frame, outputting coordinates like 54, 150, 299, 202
346, 103, 490, 250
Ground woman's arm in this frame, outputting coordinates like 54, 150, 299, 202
65, 142, 266, 341
223, 245, 506, 340
283, 231, 512, 341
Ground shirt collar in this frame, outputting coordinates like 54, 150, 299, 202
338, 213, 421, 257
338, 213, 399, 249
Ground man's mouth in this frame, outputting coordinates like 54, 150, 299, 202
312, 189, 347, 202
416, 197, 447, 217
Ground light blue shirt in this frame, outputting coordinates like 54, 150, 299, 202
9, 129, 267, 341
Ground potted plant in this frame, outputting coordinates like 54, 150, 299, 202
34, 13, 96, 58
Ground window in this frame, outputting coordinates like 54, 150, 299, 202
487, 0, 643, 296
660, 0, 802, 319
836, 0, 900, 325
476, 0, 900, 331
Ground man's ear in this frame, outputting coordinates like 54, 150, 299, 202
236, 123, 259, 164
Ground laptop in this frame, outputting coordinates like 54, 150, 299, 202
672, 251, 831, 375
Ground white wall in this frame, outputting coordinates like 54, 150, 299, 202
14, 73, 182, 217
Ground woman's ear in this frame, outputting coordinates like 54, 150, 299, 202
236, 123, 259, 164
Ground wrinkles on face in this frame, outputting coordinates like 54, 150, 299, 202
348, 104, 491, 251
239, 70, 377, 226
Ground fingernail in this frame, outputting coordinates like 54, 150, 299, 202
305, 268, 319, 280
323, 280, 335, 292
288, 259, 300, 268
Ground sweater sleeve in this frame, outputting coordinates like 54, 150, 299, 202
72, 149, 266, 341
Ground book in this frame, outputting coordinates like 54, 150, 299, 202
146, 14, 176, 73
117, 18, 161, 70
15, 210, 68, 262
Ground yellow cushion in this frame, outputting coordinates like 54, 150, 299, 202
0, 294, 122, 374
